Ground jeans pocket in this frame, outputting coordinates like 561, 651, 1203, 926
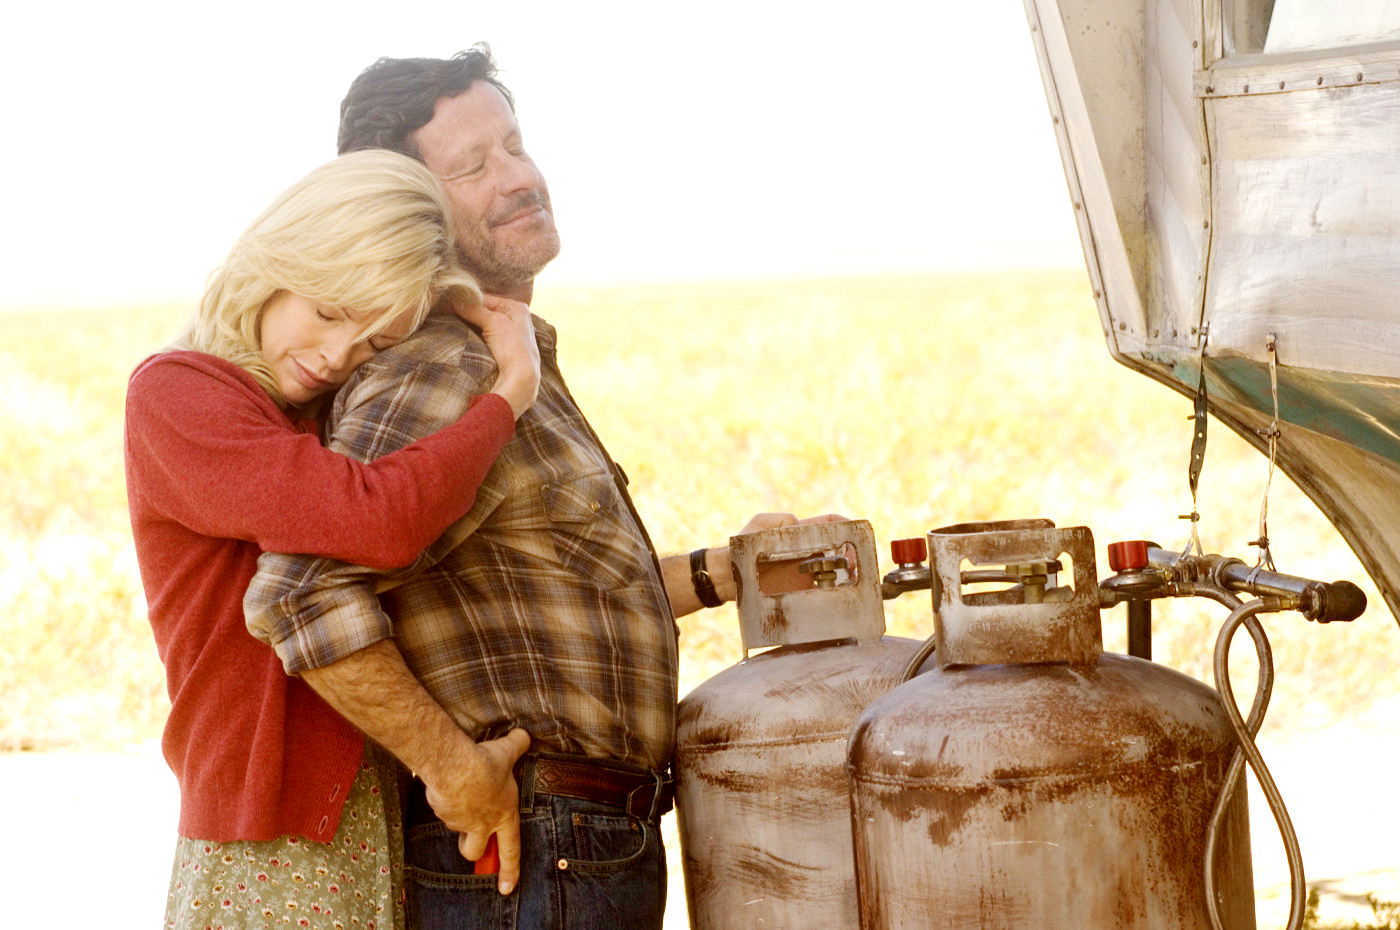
565, 811, 648, 873
406, 822, 504, 930
559, 811, 666, 928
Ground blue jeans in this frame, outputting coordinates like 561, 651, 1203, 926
405, 788, 667, 930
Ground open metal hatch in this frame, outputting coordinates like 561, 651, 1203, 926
1022, 0, 1400, 621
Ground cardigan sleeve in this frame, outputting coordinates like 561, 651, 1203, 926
123, 352, 514, 570
244, 327, 510, 671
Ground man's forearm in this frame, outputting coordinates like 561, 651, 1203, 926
664, 514, 849, 617
300, 639, 471, 783
662, 547, 736, 618
301, 639, 530, 893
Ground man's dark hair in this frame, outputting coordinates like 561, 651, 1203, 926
337, 44, 515, 158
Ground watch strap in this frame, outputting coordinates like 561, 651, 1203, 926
689, 548, 723, 608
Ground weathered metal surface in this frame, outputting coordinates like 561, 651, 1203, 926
730, 519, 888, 654
930, 520, 1102, 667
848, 522, 1254, 929
1022, 0, 1400, 622
677, 636, 927, 929
676, 518, 929, 929
849, 655, 1254, 929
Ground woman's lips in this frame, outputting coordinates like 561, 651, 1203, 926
293, 360, 333, 392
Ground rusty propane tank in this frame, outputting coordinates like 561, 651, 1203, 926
847, 519, 1255, 930
675, 519, 929, 929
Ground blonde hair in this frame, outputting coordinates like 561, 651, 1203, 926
174, 149, 479, 406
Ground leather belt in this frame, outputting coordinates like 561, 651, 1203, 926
515, 753, 674, 822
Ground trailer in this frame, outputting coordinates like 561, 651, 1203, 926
1020, 0, 1400, 623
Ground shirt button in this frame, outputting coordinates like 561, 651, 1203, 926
589, 500, 601, 512
557, 859, 570, 871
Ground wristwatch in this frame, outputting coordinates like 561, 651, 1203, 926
689, 548, 723, 608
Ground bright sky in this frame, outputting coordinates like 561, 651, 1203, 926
1, 0, 1083, 312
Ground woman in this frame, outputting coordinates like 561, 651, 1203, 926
124, 149, 538, 929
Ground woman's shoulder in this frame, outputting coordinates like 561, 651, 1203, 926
130, 349, 257, 392
126, 350, 278, 422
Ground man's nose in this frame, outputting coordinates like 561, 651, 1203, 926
497, 152, 538, 194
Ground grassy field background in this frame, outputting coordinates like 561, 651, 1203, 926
2, 267, 1398, 749
3, 268, 1399, 927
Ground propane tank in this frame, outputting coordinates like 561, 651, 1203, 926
847, 519, 1255, 930
676, 519, 929, 930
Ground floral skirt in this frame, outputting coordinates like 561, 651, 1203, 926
164, 745, 407, 930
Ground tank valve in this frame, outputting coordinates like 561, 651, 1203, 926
1099, 539, 1166, 599
881, 537, 931, 600
1005, 560, 1061, 604
799, 555, 848, 588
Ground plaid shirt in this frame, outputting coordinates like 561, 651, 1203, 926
244, 315, 679, 771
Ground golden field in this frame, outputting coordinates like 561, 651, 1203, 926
2, 268, 1398, 750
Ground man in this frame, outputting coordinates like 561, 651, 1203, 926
245, 46, 830, 928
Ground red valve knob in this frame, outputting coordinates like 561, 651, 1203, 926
891, 537, 928, 565
1107, 540, 1150, 572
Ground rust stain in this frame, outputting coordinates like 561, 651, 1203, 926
725, 843, 824, 901
760, 598, 789, 641
844, 652, 1252, 928
925, 785, 994, 846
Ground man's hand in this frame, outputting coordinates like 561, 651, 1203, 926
737, 512, 850, 595
420, 728, 532, 888
662, 512, 850, 615
736, 511, 847, 536
456, 295, 541, 419
300, 641, 531, 894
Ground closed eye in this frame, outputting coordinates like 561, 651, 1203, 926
444, 163, 485, 182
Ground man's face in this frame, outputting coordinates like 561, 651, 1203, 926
411, 82, 560, 296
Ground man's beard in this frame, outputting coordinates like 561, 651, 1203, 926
458, 190, 562, 292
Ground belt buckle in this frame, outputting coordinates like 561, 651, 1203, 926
627, 770, 673, 821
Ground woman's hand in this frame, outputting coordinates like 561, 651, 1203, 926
456, 296, 541, 420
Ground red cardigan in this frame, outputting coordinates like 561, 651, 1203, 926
124, 351, 513, 843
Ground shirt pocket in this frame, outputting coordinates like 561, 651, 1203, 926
539, 468, 648, 590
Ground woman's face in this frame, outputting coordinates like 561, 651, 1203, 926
258, 292, 412, 406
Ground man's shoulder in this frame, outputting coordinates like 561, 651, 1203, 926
375, 315, 483, 367
326, 315, 499, 439
340, 316, 489, 388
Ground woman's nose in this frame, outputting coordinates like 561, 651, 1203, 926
322, 334, 358, 371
